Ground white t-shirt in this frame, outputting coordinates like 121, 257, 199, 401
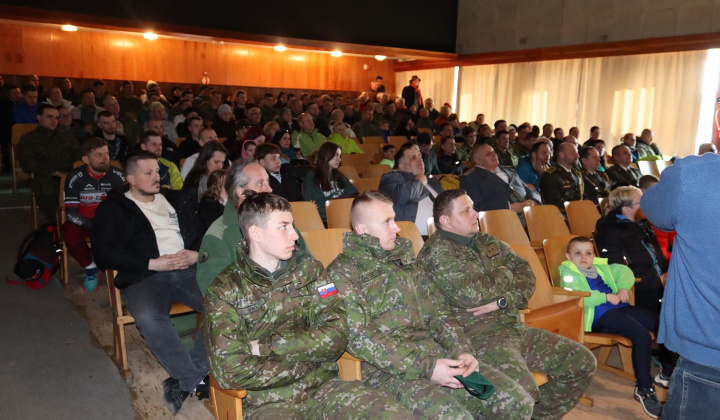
125, 191, 185, 256
414, 184, 439, 236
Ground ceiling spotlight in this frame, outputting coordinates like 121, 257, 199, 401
274, 45, 287, 52
330, 50, 343, 57
143, 32, 158, 40
61, 25, 78, 32
374, 55, 387, 61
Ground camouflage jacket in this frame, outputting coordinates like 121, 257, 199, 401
417, 228, 535, 337
326, 232, 474, 387
202, 240, 347, 407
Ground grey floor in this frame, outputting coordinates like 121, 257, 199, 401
0, 180, 136, 420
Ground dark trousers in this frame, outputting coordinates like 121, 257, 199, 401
594, 305, 658, 389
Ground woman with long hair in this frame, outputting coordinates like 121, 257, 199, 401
273, 129, 300, 163
197, 169, 228, 232
303, 142, 357, 223
184, 141, 230, 201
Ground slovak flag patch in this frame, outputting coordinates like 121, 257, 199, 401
317, 283, 338, 299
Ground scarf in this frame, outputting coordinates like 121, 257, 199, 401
413, 84, 423, 107
578, 264, 598, 279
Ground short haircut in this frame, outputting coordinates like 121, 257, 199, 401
433, 189, 467, 228
36, 103, 55, 116
92, 79, 105, 87
82, 137, 108, 156
578, 146, 597, 161
609, 185, 641, 212
394, 144, 415, 168
224, 159, 256, 206
186, 116, 203, 126
332, 123, 346, 133
80, 88, 93, 97
21, 83, 37, 94
590, 126, 599, 133
611, 144, 630, 157
350, 190, 393, 229
441, 136, 454, 145
255, 142, 281, 161
531, 140, 549, 154
124, 150, 157, 177
525, 132, 538, 141
382, 144, 396, 153
439, 123, 452, 132
639, 174, 659, 190
567, 236, 593, 252
416, 132, 432, 146
139, 130, 161, 145
494, 120, 506, 129
96, 110, 114, 121
461, 126, 476, 137
494, 130, 508, 138
81, 137, 107, 157
237, 192, 291, 238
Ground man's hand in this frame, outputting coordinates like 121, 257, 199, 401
457, 353, 479, 377
148, 250, 198, 271
174, 249, 198, 267
616, 289, 630, 303
467, 301, 500, 316
606, 293, 621, 305
415, 174, 428, 186
430, 359, 466, 389
250, 340, 260, 356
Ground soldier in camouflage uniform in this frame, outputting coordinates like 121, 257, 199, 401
540, 143, 584, 209
327, 191, 535, 420
418, 189, 597, 419
202, 192, 411, 420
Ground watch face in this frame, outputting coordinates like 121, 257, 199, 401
497, 297, 508, 308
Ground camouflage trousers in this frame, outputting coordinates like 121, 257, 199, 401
245, 377, 415, 420
472, 324, 597, 420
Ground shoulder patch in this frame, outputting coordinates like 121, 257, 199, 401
463, 167, 475, 176
546, 166, 557, 174
199, 251, 209, 263
317, 282, 338, 299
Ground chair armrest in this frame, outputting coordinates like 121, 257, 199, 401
524, 297, 583, 320
551, 287, 591, 297
209, 375, 248, 399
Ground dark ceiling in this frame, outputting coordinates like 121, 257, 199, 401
0, 0, 458, 53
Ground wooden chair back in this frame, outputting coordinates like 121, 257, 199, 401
338, 165, 360, 182
387, 136, 408, 149
543, 234, 581, 286
426, 217, 437, 236
325, 198, 354, 229
417, 127, 433, 135
289, 201, 325, 232
524, 204, 570, 244
176, 137, 186, 147
396, 221, 424, 256
351, 177, 380, 193
478, 209, 530, 246
360, 164, 391, 179
511, 244, 585, 343
341, 154, 372, 173
361, 136, 384, 148
301, 228, 350, 267
10, 123, 37, 193
656, 159, 672, 175
356, 144, 377, 157
565, 200, 601, 239
637, 160, 660, 178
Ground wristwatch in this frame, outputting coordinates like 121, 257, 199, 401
496, 296, 508, 309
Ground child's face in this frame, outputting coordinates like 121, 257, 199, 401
384, 147, 396, 159
379, 122, 389, 131
566, 242, 595, 270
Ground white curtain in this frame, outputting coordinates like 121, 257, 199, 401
395, 68, 456, 109
454, 50, 707, 157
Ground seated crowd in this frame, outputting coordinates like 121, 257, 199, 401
5, 73, 697, 418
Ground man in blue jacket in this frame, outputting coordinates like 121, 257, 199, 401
641, 153, 720, 419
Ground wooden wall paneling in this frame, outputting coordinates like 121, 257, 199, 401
50, 29, 84, 78
0, 23, 25, 75
106, 33, 138, 81
21, 25, 50, 76
82, 30, 112, 80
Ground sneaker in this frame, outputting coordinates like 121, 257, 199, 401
163, 377, 189, 416
634, 387, 663, 419
83, 272, 98, 293
194, 374, 210, 400
654, 372, 670, 389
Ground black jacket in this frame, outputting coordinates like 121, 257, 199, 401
594, 212, 668, 314
267, 164, 305, 202
91, 188, 202, 289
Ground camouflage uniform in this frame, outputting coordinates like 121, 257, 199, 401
203, 240, 411, 420
418, 229, 597, 420
327, 232, 529, 420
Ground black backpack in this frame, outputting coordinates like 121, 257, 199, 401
9, 224, 61, 289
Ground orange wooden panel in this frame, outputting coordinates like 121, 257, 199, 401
0, 23, 25, 74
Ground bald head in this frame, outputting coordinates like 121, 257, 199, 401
562, 136, 578, 147
350, 191, 393, 229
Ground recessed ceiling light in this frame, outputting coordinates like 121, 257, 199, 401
274, 45, 287, 52
143, 32, 158, 40
61, 25, 77, 32
330, 50, 343, 57
375, 55, 387, 61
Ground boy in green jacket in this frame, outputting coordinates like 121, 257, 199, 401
559, 237, 665, 418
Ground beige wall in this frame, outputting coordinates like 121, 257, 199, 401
457, 0, 720, 55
